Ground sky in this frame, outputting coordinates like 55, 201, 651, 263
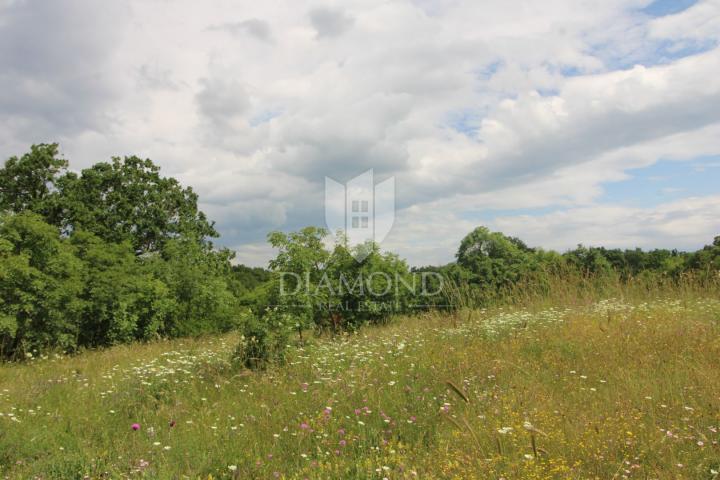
1, 0, 719, 267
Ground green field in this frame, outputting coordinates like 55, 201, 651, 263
1, 293, 719, 479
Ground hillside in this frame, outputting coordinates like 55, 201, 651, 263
1, 293, 719, 479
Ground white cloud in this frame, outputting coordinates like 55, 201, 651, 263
649, 0, 720, 42
491, 194, 720, 252
2, 0, 719, 266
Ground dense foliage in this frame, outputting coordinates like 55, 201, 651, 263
0, 145, 243, 358
233, 227, 417, 368
1, 144, 718, 365
429, 226, 720, 308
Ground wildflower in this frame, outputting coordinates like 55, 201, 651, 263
228, 465, 238, 471
131, 423, 141, 431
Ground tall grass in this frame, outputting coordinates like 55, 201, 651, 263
0, 281, 718, 478
443, 267, 720, 310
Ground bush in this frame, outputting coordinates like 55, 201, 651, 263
233, 309, 293, 370
0, 213, 84, 357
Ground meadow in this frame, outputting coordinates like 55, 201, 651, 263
1, 285, 719, 479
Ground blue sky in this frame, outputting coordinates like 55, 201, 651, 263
1, 0, 719, 265
642, 0, 698, 17
602, 157, 720, 208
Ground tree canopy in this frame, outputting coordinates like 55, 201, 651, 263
0, 145, 243, 359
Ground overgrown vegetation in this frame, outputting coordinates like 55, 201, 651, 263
1, 144, 719, 366
0, 144, 241, 358
0, 281, 718, 478
2, 144, 720, 477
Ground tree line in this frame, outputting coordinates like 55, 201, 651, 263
1, 144, 718, 363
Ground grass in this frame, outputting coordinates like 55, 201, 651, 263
1, 292, 719, 478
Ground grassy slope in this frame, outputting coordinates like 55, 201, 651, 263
1, 296, 719, 479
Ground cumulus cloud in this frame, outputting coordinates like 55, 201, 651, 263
1, 0, 719, 266
208, 19, 274, 43
308, 6, 355, 38
0, 0, 130, 150
491, 195, 720, 253
196, 78, 251, 129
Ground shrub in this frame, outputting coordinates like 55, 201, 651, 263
233, 309, 293, 370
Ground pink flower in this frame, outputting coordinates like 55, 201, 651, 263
131, 423, 141, 431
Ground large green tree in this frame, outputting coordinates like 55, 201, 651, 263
0, 145, 249, 359
0, 212, 84, 357
0, 144, 67, 216
455, 226, 536, 293
57, 156, 217, 254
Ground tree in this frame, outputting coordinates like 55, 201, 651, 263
266, 227, 413, 331
149, 237, 240, 336
56, 156, 217, 254
0, 143, 67, 216
562, 245, 614, 276
266, 226, 330, 333
0, 212, 84, 357
455, 226, 535, 293
70, 231, 175, 346
0, 145, 251, 359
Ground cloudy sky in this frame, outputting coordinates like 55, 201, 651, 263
1, 0, 719, 266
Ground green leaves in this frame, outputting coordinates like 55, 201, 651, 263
56, 156, 218, 255
264, 228, 414, 333
0, 212, 84, 357
0, 145, 246, 359
0, 143, 68, 216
